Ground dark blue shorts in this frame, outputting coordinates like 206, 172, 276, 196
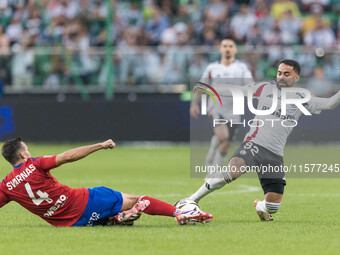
73, 186, 123, 226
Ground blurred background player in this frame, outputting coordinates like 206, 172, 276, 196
190, 38, 253, 172
0, 138, 213, 226
189, 59, 340, 221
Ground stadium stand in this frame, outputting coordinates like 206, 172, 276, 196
0, 0, 339, 96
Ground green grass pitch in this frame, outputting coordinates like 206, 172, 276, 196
0, 143, 339, 255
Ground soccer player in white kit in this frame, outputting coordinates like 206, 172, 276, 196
190, 38, 253, 169
188, 59, 340, 221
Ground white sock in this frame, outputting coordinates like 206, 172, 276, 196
205, 135, 219, 166
265, 200, 281, 214
212, 150, 228, 166
256, 200, 281, 214
188, 171, 233, 203
188, 184, 212, 203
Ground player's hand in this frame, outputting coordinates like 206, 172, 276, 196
101, 139, 116, 149
190, 103, 200, 119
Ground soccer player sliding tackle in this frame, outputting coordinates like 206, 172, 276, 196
0, 138, 213, 226
187, 59, 340, 221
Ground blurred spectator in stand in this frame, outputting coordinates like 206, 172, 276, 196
202, 29, 217, 46
246, 23, 265, 76
296, 51, 317, 77
173, 4, 191, 24
335, 28, 340, 49
63, 20, 99, 84
86, 0, 107, 44
279, 10, 302, 45
158, 0, 175, 19
119, 1, 144, 29
92, 12, 126, 46
167, 22, 191, 84
332, 0, 340, 13
43, 48, 68, 89
157, 22, 191, 84
246, 23, 265, 46
0, 1, 12, 28
195, 17, 218, 45
24, 6, 42, 44
188, 0, 203, 42
45, 0, 79, 21
204, 0, 228, 23
144, 51, 167, 84
255, 5, 275, 43
0, 24, 10, 55
265, 20, 282, 45
252, 0, 270, 17
0, 24, 11, 85
304, 18, 335, 48
42, 15, 66, 44
301, 0, 331, 12
189, 54, 209, 82
230, 4, 256, 43
301, 4, 330, 37
5, 13, 23, 45
307, 66, 334, 97
145, 5, 170, 46
270, 0, 301, 20
117, 27, 146, 85
11, 33, 35, 90
219, 17, 232, 39
323, 52, 340, 78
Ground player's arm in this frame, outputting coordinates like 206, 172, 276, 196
310, 90, 340, 112
190, 66, 211, 119
55, 139, 115, 166
0, 190, 10, 208
190, 90, 201, 119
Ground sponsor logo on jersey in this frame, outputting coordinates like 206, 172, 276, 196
44, 195, 67, 217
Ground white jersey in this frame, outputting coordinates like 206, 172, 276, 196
200, 60, 253, 121
242, 81, 339, 156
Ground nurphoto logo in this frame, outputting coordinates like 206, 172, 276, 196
197, 82, 313, 128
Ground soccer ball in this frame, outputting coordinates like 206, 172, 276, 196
174, 199, 201, 212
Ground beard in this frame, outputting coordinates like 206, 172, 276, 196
276, 80, 287, 90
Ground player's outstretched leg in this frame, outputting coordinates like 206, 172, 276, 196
137, 195, 214, 225
117, 194, 214, 225
188, 157, 246, 203
113, 200, 151, 225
